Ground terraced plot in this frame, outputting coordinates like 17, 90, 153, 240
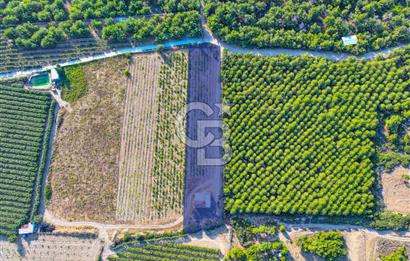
109, 242, 221, 261
116, 51, 188, 224
0, 80, 52, 239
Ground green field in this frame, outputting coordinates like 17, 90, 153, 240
109, 242, 221, 261
0, 80, 53, 239
222, 47, 410, 216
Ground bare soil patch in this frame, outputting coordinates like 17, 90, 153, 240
49, 57, 128, 222
381, 167, 410, 214
184, 44, 224, 231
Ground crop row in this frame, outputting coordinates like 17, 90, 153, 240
0, 80, 53, 239
109, 242, 221, 261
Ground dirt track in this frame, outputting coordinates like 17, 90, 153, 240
184, 45, 224, 230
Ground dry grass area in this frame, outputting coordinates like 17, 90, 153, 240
49, 57, 128, 222
0, 233, 102, 261
375, 238, 410, 259
381, 167, 410, 214
116, 51, 188, 224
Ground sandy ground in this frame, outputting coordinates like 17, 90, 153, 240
0, 233, 102, 261
381, 167, 410, 213
182, 226, 231, 255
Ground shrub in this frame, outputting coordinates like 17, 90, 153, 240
297, 231, 346, 261
381, 247, 408, 261
62, 65, 88, 103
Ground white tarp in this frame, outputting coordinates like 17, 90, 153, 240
342, 35, 358, 46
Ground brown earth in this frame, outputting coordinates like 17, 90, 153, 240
49, 57, 128, 222
381, 167, 410, 214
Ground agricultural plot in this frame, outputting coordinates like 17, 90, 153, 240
49, 57, 128, 222
0, 0, 201, 74
116, 51, 188, 224
0, 233, 102, 260
0, 80, 53, 239
204, 0, 410, 54
184, 44, 224, 230
0, 35, 107, 74
222, 47, 410, 216
109, 242, 221, 261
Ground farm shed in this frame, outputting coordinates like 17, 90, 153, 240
194, 192, 211, 208
342, 35, 358, 46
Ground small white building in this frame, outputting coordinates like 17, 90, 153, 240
342, 35, 358, 46
18, 223, 35, 235
194, 192, 211, 208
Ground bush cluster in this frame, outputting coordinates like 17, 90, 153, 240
224, 242, 288, 261
297, 231, 347, 261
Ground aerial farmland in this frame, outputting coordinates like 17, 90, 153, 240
1, 0, 410, 260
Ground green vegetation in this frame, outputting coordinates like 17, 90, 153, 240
109, 242, 221, 261
1, 1, 202, 49
44, 183, 52, 204
381, 247, 409, 261
61, 66, 88, 103
204, 0, 410, 54
223, 47, 410, 217
370, 211, 410, 230
0, 79, 52, 240
232, 218, 276, 247
101, 12, 201, 42
297, 231, 346, 261
224, 242, 288, 261
68, 0, 199, 19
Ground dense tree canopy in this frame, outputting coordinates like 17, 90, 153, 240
223, 47, 410, 217
204, 0, 410, 54
0, 0, 201, 49
101, 11, 201, 42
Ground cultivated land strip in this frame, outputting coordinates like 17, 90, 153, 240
116, 54, 161, 222
116, 51, 188, 224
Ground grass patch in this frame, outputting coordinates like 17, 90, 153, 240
61, 65, 88, 103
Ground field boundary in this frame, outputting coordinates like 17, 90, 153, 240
30, 99, 57, 220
